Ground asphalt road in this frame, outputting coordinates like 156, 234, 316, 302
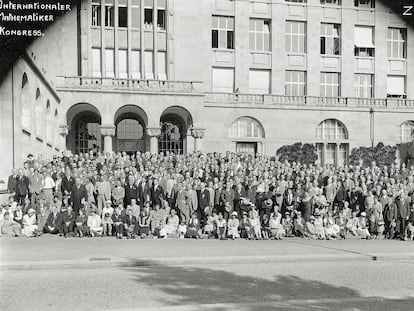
1, 258, 414, 311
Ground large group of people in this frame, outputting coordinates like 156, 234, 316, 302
1, 150, 414, 241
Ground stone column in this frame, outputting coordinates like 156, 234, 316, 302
191, 128, 206, 153
147, 127, 161, 154
335, 143, 340, 167
101, 125, 116, 153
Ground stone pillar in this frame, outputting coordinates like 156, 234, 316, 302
191, 128, 206, 153
147, 127, 161, 154
335, 143, 340, 167
101, 125, 116, 153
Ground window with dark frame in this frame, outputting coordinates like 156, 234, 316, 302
105, 1, 114, 27
92, 0, 101, 26
320, 23, 341, 55
212, 16, 234, 50
354, 0, 374, 8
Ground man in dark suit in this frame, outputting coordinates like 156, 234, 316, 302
70, 178, 87, 216
152, 178, 164, 207
15, 169, 30, 204
396, 194, 410, 240
7, 169, 18, 195
124, 175, 138, 206
123, 208, 138, 238
198, 182, 210, 223
44, 206, 63, 234
138, 177, 151, 207
61, 205, 76, 237
62, 169, 75, 197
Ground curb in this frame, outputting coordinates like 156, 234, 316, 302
2, 252, 414, 270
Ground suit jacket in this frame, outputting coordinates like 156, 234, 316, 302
138, 181, 151, 206
397, 198, 410, 219
62, 211, 76, 225
124, 183, 138, 206
29, 175, 43, 194
46, 212, 63, 228
152, 185, 164, 207
70, 185, 87, 213
123, 214, 137, 226
199, 189, 210, 209
16, 175, 29, 196
7, 175, 17, 193
62, 176, 75, 194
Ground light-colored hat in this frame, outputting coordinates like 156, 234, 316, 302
360, 212, 366, 217
106, 200, 112, 204
231, 211, 238, 217
28, 208, 35, 214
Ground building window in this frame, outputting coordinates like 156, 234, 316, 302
144, 0, 154, 30
21, 73, 31, 131
105, 49, 114, 78
118, 50, 128, 78
316, 119, 348, 166
249, 19, 270, 52
92, 48, 101, 77
74, 115, 102, 155
354, 0, 374, 8
131, 50, 141, 79
131, 0, 140, 28
285, 71, 306, 96
159, 115, 186, 155
105, 0, 114, 27
320, 23, 340, 55
388, 28, 407, 59
35, 89, 43, 138
212, 67, 234, 93
158, 51, 167, 80
229, 117, 264, 139
117, 119, 144, 140
285, 0, 307, 3
387, 75, 406, 98
399, 121, 414, 142
118, 0, 128, 27
249, 70, 270, 94
92, 0, 101, 26
354, 74, 373, 98
321, 0, 341, 5
320, 72, 340, 97
212, 16, 234, 50
354, 26, 375, 57
144, 51, 154, 79
286, 21, 306, 54
157, 0, 166, 31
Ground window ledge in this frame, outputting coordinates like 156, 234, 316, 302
36, 136, 44, 143
212, 48, 235, 52
46, 142, 53, 148
286, 53, 306, 56
321, 54, 341, 58
22, 128, 31, 136
250, 51, 272, 55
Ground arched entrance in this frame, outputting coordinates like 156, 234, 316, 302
67, 103, 102, 155
114, 105, 148, 154
229, 116, 265, 155
159, 106, 193, 154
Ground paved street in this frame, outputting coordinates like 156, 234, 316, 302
1, 238, 414, 310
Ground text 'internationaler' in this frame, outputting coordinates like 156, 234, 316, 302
0, 1, 71, 11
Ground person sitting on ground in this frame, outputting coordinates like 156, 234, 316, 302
335, 210, 347, 239
249, 210, 262, 240
293, 211, 306, 238
227, 211, 240, 240
61, 205, 76, 238
239, 212, 251, 239
282, 212, 293, 237
36, 205, 50, 236
13, 204, 24, 227
187, 213, 201, 239
0, 211, 22, 237
346, 211, 359, 237
314, 213, 326, 240
44, 206, 62, 235
164, 209, 179, 237
138, 209, 150, 238
324, 210, 340, 240
87, 209, 103, 237
178, 218, 187, 239
112, 205, 124, 239
216, 212, 227, 240
22, 208, 39, 237
304, 216, 318, 239
75, 208, 88, 238
203, 213, 216, 238
261, 214, 271, 240
269, 212, 285, 240
358, 212, 372, 240
101, 200, 114, 237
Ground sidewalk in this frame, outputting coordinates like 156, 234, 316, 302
1, 237, 414, 270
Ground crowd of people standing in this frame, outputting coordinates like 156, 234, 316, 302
1, 150, 414, 241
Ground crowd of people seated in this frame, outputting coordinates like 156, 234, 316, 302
1, 150, 414, 241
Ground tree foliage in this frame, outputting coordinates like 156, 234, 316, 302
349, 142, 397, 166
276, 143, 318, 165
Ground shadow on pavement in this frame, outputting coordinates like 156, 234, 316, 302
121, 259, 414, 311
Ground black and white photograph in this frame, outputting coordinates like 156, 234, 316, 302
1, 0, 414, 310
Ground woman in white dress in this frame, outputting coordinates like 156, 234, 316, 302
22, 208, 38, 237
165, 209, 179, 236
269, 211, 285, 240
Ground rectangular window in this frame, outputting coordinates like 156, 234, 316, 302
354, 74, 373, 98
131, 0, 140, 28
92, 48, 101, 77
157, 0, 166, 31
249, 19, 271, 52
118, 50, 128, 78
320, 23, 341, 55
249, 70, 270, 94
118, 0, 128, 28
326, 143, 335, 165
105, 49, 114, 77
131, 50, 141, 79
92, 0, 101, 26
354, 26, 374, 57
285, 71, 306, 96
144, 51, 154, 79
354, 0, 374, 8
105, 0, 114, 27
338, 143, 348, 167
212, 67, 234, 92
144, 0, 153, 30
286, 21, 306, 53
320, 0, 341, 4
212, 16, 234, 49
387, 76, 406, 98
388, 28, 407, 59
158, 52, 167, 80
320, 72, 340, 97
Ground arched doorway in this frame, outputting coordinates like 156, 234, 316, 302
114, 105, 148, 154
229, 116, 265, 155
159, 106, 193, 154
67, 103, 102, 155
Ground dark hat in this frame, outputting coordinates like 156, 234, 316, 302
27, 153, 34, 158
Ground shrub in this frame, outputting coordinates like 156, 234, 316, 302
276, 143, 318, 165
349, 142, 397, 167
